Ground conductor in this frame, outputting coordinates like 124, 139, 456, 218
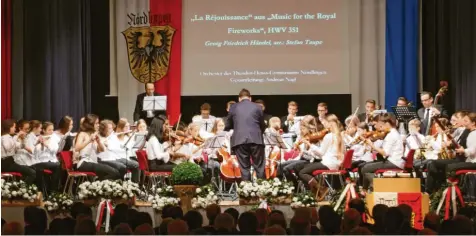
133, 82, 161, 126
225, 89, 267, 181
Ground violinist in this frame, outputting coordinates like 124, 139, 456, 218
405, 119, 427, 160
298, 114, 345, 196
167, 130, 194, 166
281, 115, 322, 182
447, 112, 476, 175
200, 118, 230, 174
360, 113, 404, 194
1, 120, 36, 185
114, 118, 140, 183
265, 117, 282, 135
146, 115, 174, 171
347, 122, 374, 169
185, 123, 207, 162
426, 111, 472, 193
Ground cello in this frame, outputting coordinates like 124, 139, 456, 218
217, 144, 241, 181
429, 81, 449, 136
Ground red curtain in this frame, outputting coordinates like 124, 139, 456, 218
1, 0, 12, 120
150, 0, 182, 124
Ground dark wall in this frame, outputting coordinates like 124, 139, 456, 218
90, 0, 118, 121
181, 94, 351, 124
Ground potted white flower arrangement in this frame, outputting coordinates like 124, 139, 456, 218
1, 179, 40, 206
191, 184, 219, 209
237, 181, 261, 205
44, 192, 74, 216
290, 193, 318, 209
78, 180, 143, 205
259, 178, 295, 204
147, 185, 180, 211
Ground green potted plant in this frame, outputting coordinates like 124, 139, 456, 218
171, 162, 204, 212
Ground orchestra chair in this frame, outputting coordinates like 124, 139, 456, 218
312, 149, 354, 200
1, 172, 22, 182
135, 150, 171, 189
374, 149, 415, 178
58, 151, 97, 197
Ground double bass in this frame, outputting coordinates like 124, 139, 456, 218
429, 81, 448, 135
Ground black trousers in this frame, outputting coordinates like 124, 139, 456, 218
1, 157, 36, 184
117, 158, 140, 183
298, 162, 329, 184
32, 161, 61, 191
148, 160, 176, 172
361, 161, 398, 190
77, 162, 121, 180
281, 160, 308, 187
232, 144, 265, 181
447, 162, 476, 176
426, 159, 461, 193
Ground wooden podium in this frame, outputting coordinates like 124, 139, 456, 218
366, 178, 429, 229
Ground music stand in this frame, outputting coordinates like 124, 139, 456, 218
202, 132, 228, 193
392, 106, 418, 133
143, 96, 167, 112
264, 132, 288, 180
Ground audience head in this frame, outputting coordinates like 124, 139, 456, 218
372, 204, 389, 225
255, 208, 269, 230
238, 211, 258, 234
214, 213, 235, 232
452, 215, 474, 235
349, 226, 372, 235
184, 210, 203, 230
74, 219, 96, 235
263, 225, 287, 235
159, 218, 174, 235
71, 202, 92, 219
349, 199, 366, 215
224, 208, 239, 228
418, 228, 437, 235
267, 212, 287, 230
168, 206, 184, 219
319, 205, 341, 235
2, 222, 23, 235
423, 212, 440, 232
384, 207, 405, 234
113, 223, 133, 235
397, 204, 413, 223
290, 216, 311, 235
205, 204, 221, 225
134, 223, 154, 235
167, 219, 189, 235
342, 209, 362, 233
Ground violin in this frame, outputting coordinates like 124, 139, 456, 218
307, 129, 329, 143
350, 129, 390, 145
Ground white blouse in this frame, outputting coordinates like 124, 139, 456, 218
34, 133, 60, 164
404, 133, 426, 157
1, 134, 22, 158
464, 130, 476, 163
382, 128, 405, 169
13, 133, 37, 166
309, 133, 344, 170
146, 135, 170, 163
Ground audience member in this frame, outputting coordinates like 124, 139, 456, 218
74, 219, 96, 235
319, 205, 341, 235
159, 218, 174, 235
418, 228, 437, 235
398, 203, 420, 234
263, 225, 287, 235
255, 208, 269, 232
184, 210, 204, 231
168, 206, 184, 219
370, 204, 388, 234
452, 215, 474, 235
214, 213, 235, 233
134, 223, 154, 235
341, 208, 361, 234
267, 213, 287, 230
113, 223, 133, 235
439, 219, 454, 235
224, 207, 240, 231
238, 211, 259, 235
289, 216, 311, 235
203, 204, 221, 233
2, 222, 24, 235
384, 207, 405, 234
423, 212, 440, 232
310, 207, 320, 235
168, 219, 189, 235
349, 226, 372, 235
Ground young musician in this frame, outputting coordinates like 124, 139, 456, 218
1, 120, 36, 184
115, 118, 140, 182
56, 116, 75, 152
32, 122, 62, 191
358, 99, 377, 125
298, 114, 345, 193
417, 91, 449, 135
167, 130, 194, 166
361, 113, 404, 193
405, 119, 427, 159
146, 116, 173, 171
192, 103, 216, 133
74, 114, 120, 180
13, 120, 41, 167
97, 120, 128, 179
137, 119, 148, 133
281, 101, 299, 133
317, 102, 329, 124
449, 112, 476, 173
255, 99, 273, 126
200, 118, 230, 176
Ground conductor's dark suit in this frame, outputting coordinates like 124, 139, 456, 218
133, 92, 160, 125
225, 99, 267, 181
